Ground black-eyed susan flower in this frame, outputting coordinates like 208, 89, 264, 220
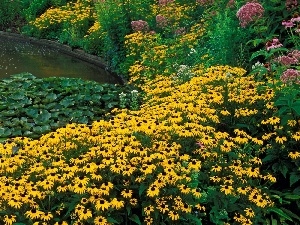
147, 184, 160, 197
54, 221, 68, 225
246, 167, 260, 178
40, 211, 53, 221
192, 188, 202, 198
275, 135, 287, 144
129, 198, 138, 206
94, 216, 108, 225
220, 185, 234, 195
168, 210, 180, 220
110, 198, 124, 209
95, 198, 110, 211
237, 186, 249, 195
244, 207, 255, 218
25, 208, 43, 220
78, 208, 92, 221
144, 216, 153, 225
3, 215, 16, 225
144, 205, 154, 216
211, 165, 222, 172
121, 189, 133, 198
288, 151, 300, 159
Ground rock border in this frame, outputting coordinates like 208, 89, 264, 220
0, 31, 124, 84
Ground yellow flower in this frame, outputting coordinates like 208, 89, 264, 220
275, 135, 287, 144
40, 212, 53, 221
24, 209, 43, 220
168, 211, 180, 221
211, 165, 222, 172
121, 189, 133, 198
78, 208, 92, 221
95, 199, 110, 211
220, 185, 234, 195
3, 215, 16, 225
244, 207, 255, 218
147, 184, 160, 197
94, 216, 109, 225
144, 205, 154, 216
288, 151, 300, 159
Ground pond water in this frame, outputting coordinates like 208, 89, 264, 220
0, 36, 120, 84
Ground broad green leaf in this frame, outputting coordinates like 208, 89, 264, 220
250, 50, 268, 61
271, 217, 277, 225
107, 217, 119, 223
281, 207, 300, 221
129, 214, 142, 225
268, 208, 293, 221
0, 127, 12, 137
139, 183, 147, 197
60, 98, 75, 108
284, 194, 300, 200
262, 154, 277, 163
290, 172, 300, 187
292, 105, 300, 116
25, 108, 39, 118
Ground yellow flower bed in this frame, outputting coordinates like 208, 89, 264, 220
1, 65, 288, 224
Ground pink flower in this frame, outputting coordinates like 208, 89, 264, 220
265, 38, 283, 51
174, 27, 186, 36
290, 50, 300, 60
227, 0, 236, 8
282, 20, 295, 28
280, 69, 300, 85
158, 0, 174, 6
285, 0, 298, 10
196, 0, 214, 6
236, 2, 264, 28
131, 20, 149, 32
156, 14, 168, 28
275, 55, 298, 65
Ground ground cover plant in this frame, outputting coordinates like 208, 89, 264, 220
0, 73, 141, 140
1, 0, 300, 224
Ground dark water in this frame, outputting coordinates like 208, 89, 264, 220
0, 37, 119, 84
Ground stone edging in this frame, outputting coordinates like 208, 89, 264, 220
0, 31, 124, 84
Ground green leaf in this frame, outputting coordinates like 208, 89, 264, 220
185, 213, 202, 225
107, 217, 119, 223
60, 98, 75, 108
271, 216, 278, 225
268, 208, 293, 221
284, 194, 300, 200
292, 105, 300, 116
139, 183, 147, 197
250, 50, 268, 61
262, 154, 277, 163
290, 172, 300, 187
129, 214, 142, 225
281, 207, 300, 221
0, 127, 12, 137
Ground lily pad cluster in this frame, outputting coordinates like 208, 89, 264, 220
0, 73, 140, 140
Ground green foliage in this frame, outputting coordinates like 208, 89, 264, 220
0, 0, 24, 31
0, 73, 141, 140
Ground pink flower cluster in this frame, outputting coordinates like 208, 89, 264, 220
265, 38, 283, 51
280, 69, 300, 85
275, 50, 300, 65
131, 20, 149, 32
156, 14, 168, 28
174, 27, 186, 36
158, 0, 174, 6
196, 0, 214, 6
282, 20, 295, 28
236, 2, 264, 28
285, 0, 298, 10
